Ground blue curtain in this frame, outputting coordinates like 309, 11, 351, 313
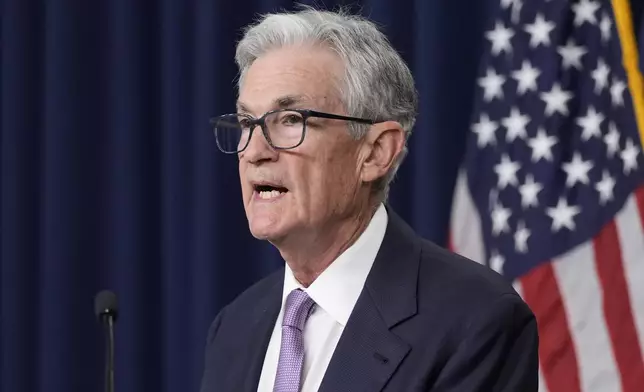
1, 1, 493, 391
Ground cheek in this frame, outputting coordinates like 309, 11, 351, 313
292, 136, 360, 210
239, 163, 252, 198
319, 152, 360, 200
330, 142, 360, 178
289, 156, 333, 212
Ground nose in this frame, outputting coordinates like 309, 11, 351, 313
240, 125, 278, 164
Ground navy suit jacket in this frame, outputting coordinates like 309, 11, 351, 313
200, 208, 539, 391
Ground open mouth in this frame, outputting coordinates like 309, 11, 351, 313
253, 184, 289, 200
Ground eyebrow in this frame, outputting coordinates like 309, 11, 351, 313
236, 94, 310, 113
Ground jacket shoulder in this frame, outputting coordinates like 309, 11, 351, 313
217, 267, 283, 320
418, 239, 523, 306
203, 267, 283, 352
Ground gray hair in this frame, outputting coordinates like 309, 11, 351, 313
234, 6, 418, 202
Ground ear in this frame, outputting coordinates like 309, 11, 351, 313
359, 121, 406, 184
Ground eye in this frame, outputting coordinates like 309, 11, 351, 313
280, 113, 303, 126
238, 117, 253, 129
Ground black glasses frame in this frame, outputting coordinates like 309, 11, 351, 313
209, 108, 379, 154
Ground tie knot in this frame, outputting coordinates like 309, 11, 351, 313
282, 289, 315, 330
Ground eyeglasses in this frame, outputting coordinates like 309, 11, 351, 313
209, 109, 378, 154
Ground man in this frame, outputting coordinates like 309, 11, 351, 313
200, 6, 539, 392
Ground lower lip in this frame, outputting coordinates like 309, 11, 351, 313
252, 190, 288, 202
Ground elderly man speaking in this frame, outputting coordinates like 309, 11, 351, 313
200, 6, 539, 392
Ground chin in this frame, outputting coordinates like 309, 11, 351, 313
247, 215, 287, 241
248, 226, 273, 240
244, 192, 293, 240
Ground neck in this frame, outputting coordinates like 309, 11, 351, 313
278, 202, 379, 287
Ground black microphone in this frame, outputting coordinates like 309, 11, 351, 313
95, 290, 118, 392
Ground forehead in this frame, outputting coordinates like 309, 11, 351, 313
237, 44, 344, 113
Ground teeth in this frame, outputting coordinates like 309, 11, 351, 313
258, 190, 284, 199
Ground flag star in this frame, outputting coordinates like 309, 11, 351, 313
494, 154, 521, 189
621, 138, 640, 174
491, 202, 512, 236
591, 59, 610, 93
485, 21, 514, 55
571, 0, 599, 26
600, 13, 612, 42
502, 107, 530, 141
524, 13, 555, 48
528, 127, 558, 162
512, 60, 541, 95
478, 68, 506, 102
471, 113, 498, 148
489, 250, 505, 274
604, 122, 620, 158
577, 106, 604, 141
546, 197, 581, 232
610, 78, 626, 106
557, 39, 587, 70
595, 170, 616, 205
562, 152, 594, 187
540, 83, 573, 116
519, 174, 543, 208
514, 221, 531, 253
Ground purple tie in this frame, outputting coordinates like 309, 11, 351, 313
273, 289, 316, 392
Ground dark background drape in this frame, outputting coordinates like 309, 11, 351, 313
1, 1, 640, 392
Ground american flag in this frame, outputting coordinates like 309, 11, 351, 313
449, 0, 644, 391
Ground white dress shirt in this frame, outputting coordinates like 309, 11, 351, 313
256, 203, 388, 392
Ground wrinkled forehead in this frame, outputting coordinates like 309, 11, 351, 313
236, 45, 346, 115
236, 94, 320, 114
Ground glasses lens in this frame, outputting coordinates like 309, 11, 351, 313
265, 110, 305, 149
213, 114, 251, 153
213, 110, 306, 153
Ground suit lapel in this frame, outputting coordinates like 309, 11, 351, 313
318, 208, 422, 392
232, 273, 283, 392
317, 292, 412, 392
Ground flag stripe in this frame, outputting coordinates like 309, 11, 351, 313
554, 243, 621, 392
449, 171, 485, 264
593, 218, 644, 391
514, 281, 549, 392
616, 188, 644, 365
520, 263, 581, 392
538, 364, 550, 392
636, 185, 644, 239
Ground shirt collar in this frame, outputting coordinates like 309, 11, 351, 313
282, 203, 388, 326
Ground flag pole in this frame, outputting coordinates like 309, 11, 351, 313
612, 0, 644, 148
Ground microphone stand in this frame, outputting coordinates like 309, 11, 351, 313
95, 290, 118, 392
104, 315, 115, 392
